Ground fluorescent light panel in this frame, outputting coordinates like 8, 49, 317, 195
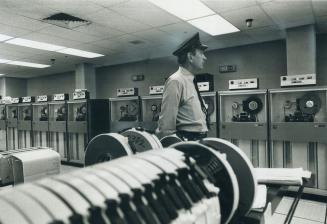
57, 48, 104, 58
0, 58, 50, 68
7, 61, 50, 68
148, 0, 239, 36
0, 74, 5, 76
189, 14, 240, 36
148, 0, 214, 20
0, 59, 11, 63
0, 34, 13, 42
5, 37, 104, 58
6, 38, 65, 51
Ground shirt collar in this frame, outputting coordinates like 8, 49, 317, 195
178, 66, 194, 81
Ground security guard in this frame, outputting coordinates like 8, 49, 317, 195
157, 32, 208, 141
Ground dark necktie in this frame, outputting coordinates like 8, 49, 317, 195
193, 78, 210, 130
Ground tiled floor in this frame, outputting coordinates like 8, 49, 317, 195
268, 196, 327, 224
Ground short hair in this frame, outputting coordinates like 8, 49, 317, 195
177, 47, 197, 65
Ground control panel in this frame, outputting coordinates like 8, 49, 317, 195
22, 96, 35, 103
73, 89, 90, 100
229, 78, 258, 90
11, 97, 21, 104
53, 93, 69, 101
36, 95, 50, 102
117, 88, 139, 97
197, 82, 210, 92
280, 74, 316, 87
149, 85, 164, 95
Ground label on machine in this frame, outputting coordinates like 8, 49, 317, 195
280, 74, 316, 87
73, 89, 90, 100
53, 93, 69, 101
149, 85, 164, 95
229, 78, 258, 90
37, 95, 49, 102
197, 82, 210, 92
22, 96, 35, 103
117, 88, 138, 97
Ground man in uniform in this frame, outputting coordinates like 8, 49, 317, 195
157, 32, 208, 141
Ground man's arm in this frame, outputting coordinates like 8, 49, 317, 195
156, 79, 181, 138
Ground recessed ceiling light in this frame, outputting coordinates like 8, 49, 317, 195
56, 48, 104, 58
0, 34, 13, 42
148, 0, 214, 20
7, 61, 50, 68
6, 38, 65, 51
188, 14, 240, 36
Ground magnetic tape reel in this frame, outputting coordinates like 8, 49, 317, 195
85, 133, 133, 166
160, 134, 183, 147
200, 138, 257, 217
39, 106, 48, 121
85, 128, 163, 166
232, 96, 263, 122
284, 93, 321, 122
119, 102, 138, 121
171, 141, 239, 224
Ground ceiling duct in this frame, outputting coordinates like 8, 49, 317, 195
42, 13, 91, 29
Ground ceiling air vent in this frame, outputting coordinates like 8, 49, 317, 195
42, 13, 91, 29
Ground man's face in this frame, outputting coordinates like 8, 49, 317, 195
190, 48, 207, 71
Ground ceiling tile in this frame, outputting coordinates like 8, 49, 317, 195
85, 8, 152, 33
261, 1, 314, 29
202, 0, 257, 13
43, 0, 104, 17
220, 5, 275, 30
73, 23, 124, 39
70, 43, 114, 55
20, 33, 79, 48
110, 0, 180, 27
133, 29, 180, 46
38, 25, 104, 43
0, 9, 51, 31
93, 34, 156, 54
0, 0, 59, 20
89, 0, 130, 8
312, 0, 327, 17
206, 32, 254, 49
159, 22, 212, 42
244, 26, 286, 42
0, 23, 32, 37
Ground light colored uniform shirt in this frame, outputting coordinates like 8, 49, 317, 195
157, 66, 208, 138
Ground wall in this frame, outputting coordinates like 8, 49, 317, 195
96, 39, 287, 98
4, 77, 27, 97
27, 71, 75, 96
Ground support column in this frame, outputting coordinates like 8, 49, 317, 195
286, 25, 316, 75
75, 63, 96, 99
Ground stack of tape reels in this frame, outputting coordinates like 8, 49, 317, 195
0, 126, 264, 224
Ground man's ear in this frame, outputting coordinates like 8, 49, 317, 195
187, 52, 193, 63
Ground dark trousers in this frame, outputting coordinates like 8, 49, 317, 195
176, 130, 207, 141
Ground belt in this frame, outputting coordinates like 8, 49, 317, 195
176, 130, 207, 141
